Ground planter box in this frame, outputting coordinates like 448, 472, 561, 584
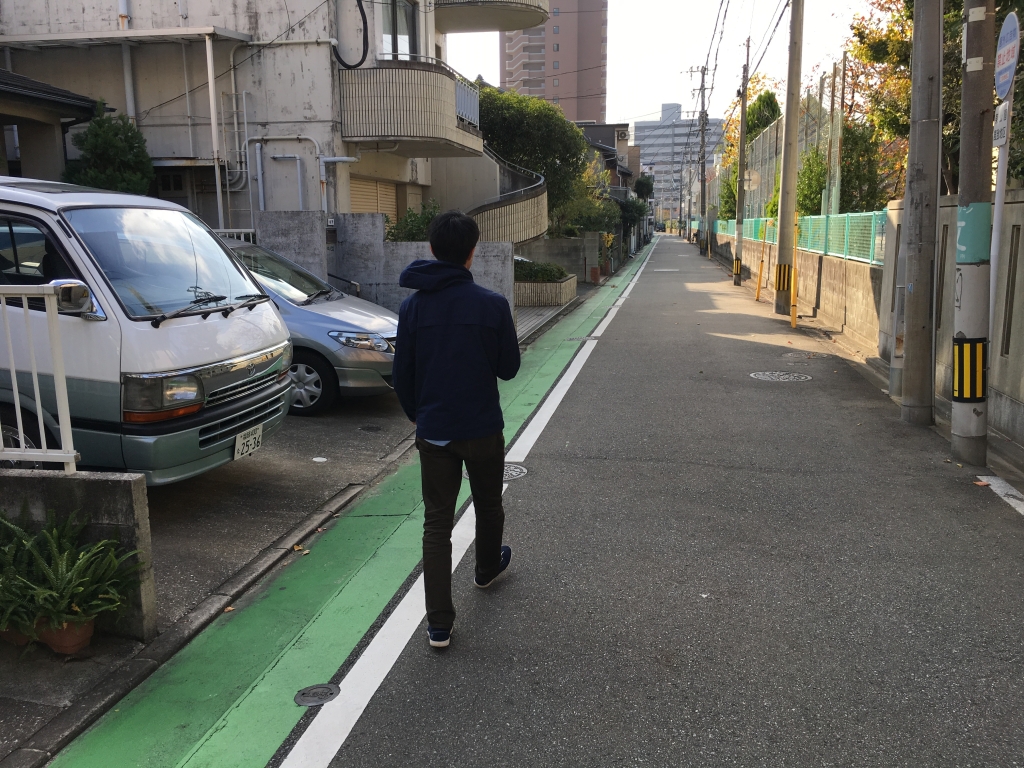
514, 274, 577, 306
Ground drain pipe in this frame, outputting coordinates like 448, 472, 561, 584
118, 0, 137, 122
255, 142, 265, 211
319, 155, 360, 213
178, 1, 194, 156
3, 49, 19, 162
206, 34, 224, 229
271, 154, 304, 210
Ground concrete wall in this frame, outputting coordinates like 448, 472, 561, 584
0, 469, 157, 642
431, 155, 500, 214
329, 213, 515, 314
518, 232, 602, 283
255, 210, 329, 280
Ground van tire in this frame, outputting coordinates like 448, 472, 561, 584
287, 349, 338, 417
0, 404, 44, 469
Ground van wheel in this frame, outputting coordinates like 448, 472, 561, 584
0, 405, 43, 469
287, 350, 337, 417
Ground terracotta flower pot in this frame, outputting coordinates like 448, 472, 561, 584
0, 628, 31, 646
37, 619, 94, 655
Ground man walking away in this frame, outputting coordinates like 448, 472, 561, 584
393, 211, 521, 649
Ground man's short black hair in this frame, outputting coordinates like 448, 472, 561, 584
428, 210, 480, 265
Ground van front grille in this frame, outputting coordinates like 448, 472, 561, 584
206, 370, 278, 408
198, 394, 285, 449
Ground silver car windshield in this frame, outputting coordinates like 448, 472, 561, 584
63, 207, 262, 318
231, 244, 332, 304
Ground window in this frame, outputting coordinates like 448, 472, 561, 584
553, 43, 560, 52
936, 224, 948, 329
553, 78, 559, 86
383, 0, 418, 59
160, 174, 184, 192
1002, 225, 1021, 356
553, 25, 559, 33
553, 97, 560, 103
0, 218, 76, 289
553, 7, 560, 14
553, 61, 560, 69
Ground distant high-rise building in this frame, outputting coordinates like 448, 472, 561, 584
501, 0, 608, 123
634, 103, 724, 220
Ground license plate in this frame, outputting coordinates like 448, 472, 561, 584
234, 424, 263, 459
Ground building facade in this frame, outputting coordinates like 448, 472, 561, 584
634, 103, 723, 222
0, 0, 549, 246
500, 0, 607, 123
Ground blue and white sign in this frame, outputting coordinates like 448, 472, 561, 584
996, 12, 1020, 101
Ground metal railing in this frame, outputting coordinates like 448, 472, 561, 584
215, 228, 257, 244
0, 286, 78, 474
375, 54, 480, 127
712, 211, 887, 264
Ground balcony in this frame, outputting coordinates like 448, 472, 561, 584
435, 0, 550, 33
468, 148, 548, 245
338, 57, 483, 158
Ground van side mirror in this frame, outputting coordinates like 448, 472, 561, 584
50, 280, 106, 321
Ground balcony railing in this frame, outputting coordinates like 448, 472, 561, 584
468, 147, 548, 245
435, 0, 550, 33
338, 56, 482, 158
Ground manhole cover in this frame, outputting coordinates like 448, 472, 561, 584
750, 371, 813, 382
295, 683, 341, 707
783, 352, 831, 359
463, 464, 529, 481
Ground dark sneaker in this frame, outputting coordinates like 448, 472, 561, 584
427, 625, 451, 648
474, 545, 512, 589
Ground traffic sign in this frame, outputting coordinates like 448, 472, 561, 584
743, 169, 761, 191
995, 12, 1020, 101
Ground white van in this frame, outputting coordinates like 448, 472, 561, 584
0, 179, 293, 485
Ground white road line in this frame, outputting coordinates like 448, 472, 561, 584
651, 269, 680, 272
978, 475, 1024, 516
590, 307, 619, 337
280, 245, 656, 768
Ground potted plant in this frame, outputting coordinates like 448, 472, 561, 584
0, 517, 37, 646
0, 517, 139, 655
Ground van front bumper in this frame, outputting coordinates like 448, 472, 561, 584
122, 378, 294, 485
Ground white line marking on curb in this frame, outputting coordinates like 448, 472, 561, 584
280, 243, 659, 768
978, 475, 1024, 516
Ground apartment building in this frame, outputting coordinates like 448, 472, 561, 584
0, 0, 549, 245
501, 0, 607, 123
634, 103, 723, 221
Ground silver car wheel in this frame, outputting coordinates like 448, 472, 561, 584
1, 422, 40, 469
289, 363, 324, 409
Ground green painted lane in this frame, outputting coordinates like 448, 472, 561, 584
51, 240, 657, 768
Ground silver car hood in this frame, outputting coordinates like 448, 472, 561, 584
298, 293, 399, 335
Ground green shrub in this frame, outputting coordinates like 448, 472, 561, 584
514, 260, 569, 282
63, 102, 154, 195
385, 199, 442, 242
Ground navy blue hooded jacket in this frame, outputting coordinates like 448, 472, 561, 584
393, 259, 521, 441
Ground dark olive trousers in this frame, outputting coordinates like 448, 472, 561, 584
417, 432, 506, 630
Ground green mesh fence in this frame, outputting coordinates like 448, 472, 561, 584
714, 211, 886, 263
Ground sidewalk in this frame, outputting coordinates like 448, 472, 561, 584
47, 236, 1024, 766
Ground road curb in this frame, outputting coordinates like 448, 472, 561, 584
0, 446, 417, 768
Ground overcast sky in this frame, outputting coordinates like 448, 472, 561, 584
446, 0, 875, 124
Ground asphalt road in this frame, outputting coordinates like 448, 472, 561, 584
324, 237, 1024, 766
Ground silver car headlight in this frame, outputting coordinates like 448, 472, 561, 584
328, 331, 392, 352
123, 373, 204, 422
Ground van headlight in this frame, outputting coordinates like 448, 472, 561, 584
278, 341, 293, 381
123, 373, 204, 423
328, 331, 392, 352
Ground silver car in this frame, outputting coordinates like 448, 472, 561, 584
224, 240, 398, 416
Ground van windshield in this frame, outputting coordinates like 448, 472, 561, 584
63, 207, 262, 319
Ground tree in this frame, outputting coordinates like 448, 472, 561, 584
719, 73, 782, 168
718, 164, 737, 219
478, 86, 588, 213
746, 91, 782, 141
385, 199, 441, 242
840, 120, 888, 212
796, 147, 829, 216
633, 174, 654, 200
63, 103, 153, 194
765, 170, 781, 218
619, 197, 650, 230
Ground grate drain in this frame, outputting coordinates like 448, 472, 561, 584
567, 336, 600, 342
463, 464, 529, 481
750, 371, 813, 382
295, 683, 341, 707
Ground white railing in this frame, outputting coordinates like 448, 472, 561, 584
215, 228, 257, 244
0, 286, 78, 474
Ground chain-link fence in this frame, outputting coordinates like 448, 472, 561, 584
712, 210, 887, 264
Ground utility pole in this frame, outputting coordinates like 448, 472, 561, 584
690, 66, 708, 254
774, 0, 804, 316
897, 0, 943, 426
952, 0, 995, 464
735, 38, 750, 286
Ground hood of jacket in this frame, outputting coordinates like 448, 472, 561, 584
399, 259, 474, 292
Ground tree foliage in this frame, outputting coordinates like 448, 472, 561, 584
618, 197, 650, 230
718, 165, 737, 219
633, 174, 654, 200
62, 103, 154, 195
549, 155, 620, 236
385, 199, 441, 242
840, 120, 889, 212
796, 147, 829, 216
478, 86, 588, 213
746, 91, 782, 141
719, 73, 782, 168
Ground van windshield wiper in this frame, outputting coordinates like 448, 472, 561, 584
150, 295, 228, 328
302, 288, 333, 305
221, 294, 271, 316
